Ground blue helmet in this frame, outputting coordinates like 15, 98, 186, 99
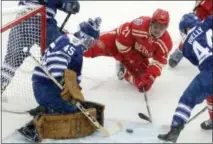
179, 13, 200, 34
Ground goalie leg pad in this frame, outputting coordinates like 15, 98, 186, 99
34, 108, 97, 140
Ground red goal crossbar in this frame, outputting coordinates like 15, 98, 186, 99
1, 5, 47, 53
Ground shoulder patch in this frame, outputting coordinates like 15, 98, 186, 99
133, 18, 143, 25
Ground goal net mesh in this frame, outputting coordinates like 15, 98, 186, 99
1, 3, 46, 113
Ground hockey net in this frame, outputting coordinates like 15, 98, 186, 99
1, 4, 46, 113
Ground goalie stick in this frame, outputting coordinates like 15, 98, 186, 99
22, 45, 122, 137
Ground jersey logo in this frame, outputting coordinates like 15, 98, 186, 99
133, 19, 143, 25
134, 42, 153, 57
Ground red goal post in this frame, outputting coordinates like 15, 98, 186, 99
1, 5, 47, 53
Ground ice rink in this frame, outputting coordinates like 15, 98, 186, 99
1, 1, 212, 143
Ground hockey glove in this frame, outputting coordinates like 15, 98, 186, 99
134, 73, 156, 92
121, 57, 149, 77
119, 49, 148, 76
61, 69, 84, 101
57, 0, 80, 14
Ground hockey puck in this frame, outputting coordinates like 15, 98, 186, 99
126, 128, 133, 133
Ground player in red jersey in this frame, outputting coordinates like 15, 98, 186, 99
84, 8, 173, 92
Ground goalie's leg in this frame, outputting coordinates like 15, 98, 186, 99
32, 81, 79, 114
18, 81, 105, 142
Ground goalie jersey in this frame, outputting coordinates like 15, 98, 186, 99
182, 16, 212, 71
32, 34, 83, 84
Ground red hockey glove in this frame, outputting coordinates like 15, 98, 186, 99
134, 73, 156, 92
122, 59, 148, 77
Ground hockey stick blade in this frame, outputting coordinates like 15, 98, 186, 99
75, 101, 122, 136
138, 113, 152, 123
98, 121, 122, 136
107, 121, 122, 136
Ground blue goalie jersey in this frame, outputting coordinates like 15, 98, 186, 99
32, 34, 83, 84
182, 16, 212, 71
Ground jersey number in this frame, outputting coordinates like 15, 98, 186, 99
63, 45, 76, 56
193, 29, 212, 64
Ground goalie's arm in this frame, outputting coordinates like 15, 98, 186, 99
34, 35, 81, 81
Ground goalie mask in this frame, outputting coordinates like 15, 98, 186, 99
77, 18, 101, 52
150, 9, 170, 38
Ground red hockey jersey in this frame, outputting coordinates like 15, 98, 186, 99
194, 0, 212, 21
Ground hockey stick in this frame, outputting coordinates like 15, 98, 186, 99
23, 44, 122, 137
193, 0, 204, 12
186, 106, 208, 124
138, 87, 152, 123
2, 109, 28, 114
59, 13, 71, 31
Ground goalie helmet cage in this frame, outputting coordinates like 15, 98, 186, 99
1, 4, 46, 113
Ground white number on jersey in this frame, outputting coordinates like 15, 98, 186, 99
63, 45, 76, 56
193, 29, 212, 65
206, 29, 212, 48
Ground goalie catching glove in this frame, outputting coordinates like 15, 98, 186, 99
61, 69, 84, 101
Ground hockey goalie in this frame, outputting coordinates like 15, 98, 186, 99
17, 18, 105, 142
